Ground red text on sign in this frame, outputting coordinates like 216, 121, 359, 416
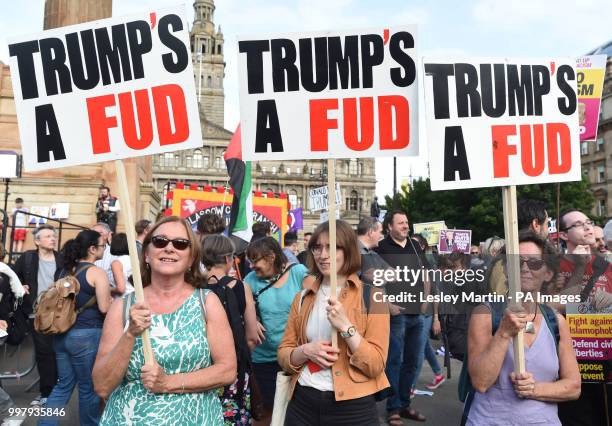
87, 84, 189, 154
491, 123, 572, 178
309, 95, 410, 152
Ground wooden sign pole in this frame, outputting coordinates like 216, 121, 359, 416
115, 160, 154, 364
327, 159, 339, 348
501, 185, 525, 373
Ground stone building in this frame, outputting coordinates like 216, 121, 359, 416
0, 0, 160, 254
580, 41, 612, 218
152, 0, 378, 233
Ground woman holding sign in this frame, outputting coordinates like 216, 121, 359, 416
92, 217, 236, 426
465, 231, 581, 425
277, 220, 390, 425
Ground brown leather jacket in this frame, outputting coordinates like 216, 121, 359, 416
277, 274, 390, 401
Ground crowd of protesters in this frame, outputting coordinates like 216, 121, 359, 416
0, 196, 611, 425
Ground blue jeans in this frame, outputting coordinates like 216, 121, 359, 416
413, 315, 442, 388
38, 328, 102, 426
385, 314, 424, 413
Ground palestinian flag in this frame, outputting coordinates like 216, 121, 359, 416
224, 125, 253, 242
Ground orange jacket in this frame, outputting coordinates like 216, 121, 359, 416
277, 274, 390, 401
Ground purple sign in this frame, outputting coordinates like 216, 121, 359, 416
288, 208, 303, 232
438, 229, 472, 254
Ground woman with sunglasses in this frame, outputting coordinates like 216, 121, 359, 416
93, 216, 236, 426
202, 234, 260, 425
39, 230, 111, 426
244, 236, 309, 425
465, 231, 581, 425
278, 220, 390, 425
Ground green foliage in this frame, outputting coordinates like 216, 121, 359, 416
384, 177, 596, 243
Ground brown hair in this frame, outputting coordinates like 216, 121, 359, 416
246, 236, 287, 274
307, 220, 361, 278
141, 216, 204, 287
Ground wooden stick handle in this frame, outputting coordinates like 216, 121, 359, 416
502, 185, 525, 373
327, 159, 338, 348
115, 160, 154, 364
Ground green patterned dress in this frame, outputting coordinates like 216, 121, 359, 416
100, 290, 223, 426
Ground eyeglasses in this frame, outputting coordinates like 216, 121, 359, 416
519, 256, 545, 271
565, 219, 595, 231
311, 244, 344, 256
151, 235, 191, 251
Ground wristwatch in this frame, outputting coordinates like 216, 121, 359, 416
340, 325, 356, 339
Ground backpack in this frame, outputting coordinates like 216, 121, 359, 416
458, 302, 560, 426
0, 272, 29, 346
34, 263, 95, 335
207, 276, 252, 404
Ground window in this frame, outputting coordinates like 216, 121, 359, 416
203, 156, 210, 168
207, 76, 212, 87
581, 141, 589, 156
596, 138, 605, 152
185, 154, 192, 168
262, 166, 267, 174
214, 156, 222, 169
272, 166, 277, 174
295, 166, 301, 175
175, 154, 181, 167
160, 152, 175, 167
289, 191, 298, 209
597, 163, 605, 183
193, 149, 203, 168
349, 158, 358, 175
347, 190, 359, 211
217, 45, 222, 55
286, 167, 291, 175
598, 199, 606, 216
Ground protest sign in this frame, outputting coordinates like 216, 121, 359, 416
170, 187, 289, 245
7, 6, 202, 172
576, 55, 607, 141
49, 203, 70, 219
438, 229, 471, 254
28, 206, 49, 224
413, 221, 447, 246
567, 308, 612, 384
320, 210, 341, 223
237, 26, 419, 161
309, 184, 342, 212
288, 208, 303, 232
423, 58, 580, 191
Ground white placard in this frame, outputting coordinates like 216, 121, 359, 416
7, 6, 202, 171
309, 183, 342, 212
423, 58, 581, 191
320, 210, 341, 223
238, 26, 419, 161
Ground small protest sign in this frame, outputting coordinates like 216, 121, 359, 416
576, 55, 607, 141
413, 221, 447, 246
7, 6, 202, 171
320, 210, 341, 223
423, 58, 580, 191
438, 229, 471, 254
50, 203, 70, 219
309, 184, 342, 212
288, 208, 303, 232
238, 26, 419, 161
567, 307, 612, 383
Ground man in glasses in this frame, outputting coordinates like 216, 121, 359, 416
557, 210, 612, 426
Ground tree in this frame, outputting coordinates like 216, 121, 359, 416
384, 177, 595, 243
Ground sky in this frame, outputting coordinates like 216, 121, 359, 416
1, 0, 610, 199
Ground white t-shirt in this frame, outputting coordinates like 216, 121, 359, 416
110, 255, 134, 296
96, 245, 116, 287
11, 207, 28, 227
298, 284, 343, 392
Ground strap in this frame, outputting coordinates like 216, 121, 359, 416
217, 276, 237, 288
76, 295, 97, 314
539, 304, 560, 353
460, 390, 475, 426
297, 289, 309, 314
253, 263, 297, 302
580, 256, 608, 303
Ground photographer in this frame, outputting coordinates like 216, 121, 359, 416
95, 186, 120, 233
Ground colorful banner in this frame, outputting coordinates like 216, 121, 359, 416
438, 229, 472, 254
566, 311, 612, 383
288, 208, 303, 232
577, 55, 607, 141
413, 221, 447, 246
170, 188, 288, 245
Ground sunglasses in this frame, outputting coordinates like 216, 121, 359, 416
151, 235, 191, 251
519, 257, 545, 271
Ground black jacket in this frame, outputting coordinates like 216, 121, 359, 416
11, 250, 62, 313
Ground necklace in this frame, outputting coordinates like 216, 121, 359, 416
525, 307, 538, 334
